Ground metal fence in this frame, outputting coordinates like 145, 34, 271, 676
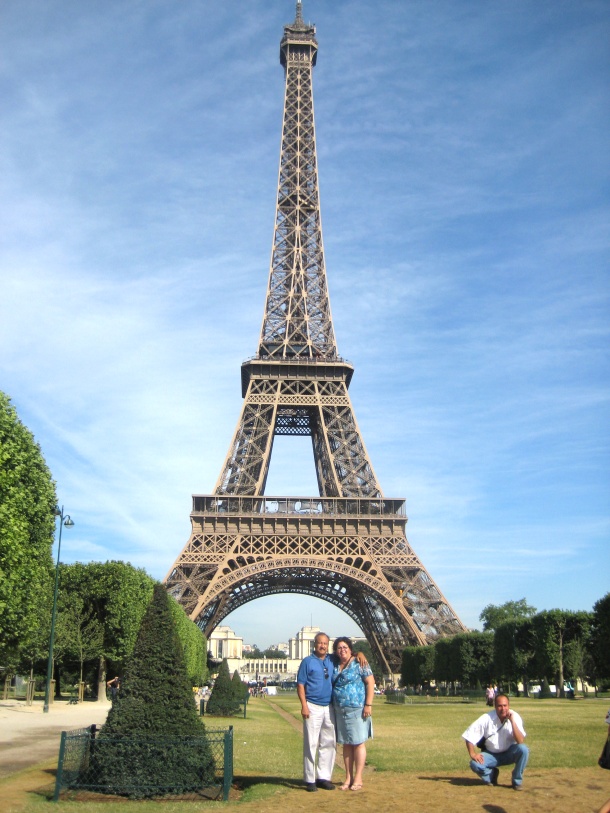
384, 690, 413, 705
200, 692, 249, 718
54, 724, 233, 802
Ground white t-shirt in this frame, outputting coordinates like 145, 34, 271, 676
462, 709, 526, 754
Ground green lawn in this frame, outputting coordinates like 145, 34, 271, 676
269, 692, 606, 771
7, 693, 608, 811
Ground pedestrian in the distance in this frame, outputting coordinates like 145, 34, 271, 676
106, 676, 120, 702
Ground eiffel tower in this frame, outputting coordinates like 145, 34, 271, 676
165, 1, 466, 674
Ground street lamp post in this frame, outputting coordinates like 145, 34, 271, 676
43, 505, 74, 713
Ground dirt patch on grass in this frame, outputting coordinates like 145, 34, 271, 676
235, 767, 608, 812
2, 762, 609, 812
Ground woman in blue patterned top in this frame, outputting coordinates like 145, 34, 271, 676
331, 637, 375, 791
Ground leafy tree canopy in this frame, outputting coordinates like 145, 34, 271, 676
167, 594, 208, 685
479, 598, 537, 631
352, 639, 383, 684
401, 645, 434, 688
493, 618, 535, 685
590, 593, 610, 679
243, 647, 263, 659
262, 647, 287, 659
59, 561, 155, 668
0, 392, 56, 667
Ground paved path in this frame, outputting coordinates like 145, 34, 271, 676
0, 699, 111, 779
265, 698, 303, 735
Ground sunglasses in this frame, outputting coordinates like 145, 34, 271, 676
323, 667, 329, 679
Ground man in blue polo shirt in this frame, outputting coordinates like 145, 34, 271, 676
297, 631, 336, 792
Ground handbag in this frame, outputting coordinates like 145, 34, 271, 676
477, 718, 507, 751
599, 736, 610, 770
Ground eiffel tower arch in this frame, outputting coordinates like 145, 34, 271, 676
165, 1, 466, 675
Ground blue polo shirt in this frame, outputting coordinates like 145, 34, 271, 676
297, 653, 333, 706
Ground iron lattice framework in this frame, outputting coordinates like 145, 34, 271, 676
165, 1, 466, 674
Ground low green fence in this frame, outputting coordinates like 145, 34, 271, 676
385, 691, 413, 705
385, 689, 476, 705
200, 692, 249, 718
54, 724, 233, 802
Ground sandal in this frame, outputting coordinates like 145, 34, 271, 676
350, 784, 363, 791
339, 783, 351, 791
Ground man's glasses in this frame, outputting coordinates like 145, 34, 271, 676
323, 667, 329, 679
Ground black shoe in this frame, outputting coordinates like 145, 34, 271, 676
316, 779, 335, 791
512, 783, 523, 791
305, 783, 318, 792
490, 768, 499, 786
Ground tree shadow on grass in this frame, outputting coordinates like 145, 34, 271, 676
418, 775, 483, 787
234, 775, 303, 791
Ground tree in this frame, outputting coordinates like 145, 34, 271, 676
206, 659, 240, 716
430, 633, 493, 690
231, 669, 246, 703
494, 618, 535, 695
479, 599, 537, 632
58, 561, 155, 700
167, 595, 208, 686
453, 632, 494, 688
55, 591, 103, 686
352, 639, 382, 684
531, 610, 592, 697
563, 612, 592, 692
92, 584, 215, 798
262, 647, 287, 659
243, 647, 263, 659
0, 392, 56, 667
590, 593, 610, 681
401, 645, 434, 689
434, 637, 459, 691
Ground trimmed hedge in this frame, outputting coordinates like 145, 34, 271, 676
91, 584, 215, 798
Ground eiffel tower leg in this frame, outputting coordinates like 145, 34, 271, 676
311, 380, 382, 499
214, 380, 280, 496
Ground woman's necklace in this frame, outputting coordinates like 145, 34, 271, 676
339, 656, 354, 673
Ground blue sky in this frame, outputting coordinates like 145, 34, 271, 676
1, 0, 608, 649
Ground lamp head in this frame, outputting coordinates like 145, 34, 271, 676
64, 516, 74, 528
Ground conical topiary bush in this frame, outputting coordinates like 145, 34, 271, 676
91, 584, 215, 797
206, 658, 240, 716
231, 669, 246, 703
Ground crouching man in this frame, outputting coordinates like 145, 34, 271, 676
462, 693, 529, 791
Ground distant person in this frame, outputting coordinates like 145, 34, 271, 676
331, 637, 375, 791
462, 693, 528, 790
106, 676, 120, 702
485, 685, 495, 706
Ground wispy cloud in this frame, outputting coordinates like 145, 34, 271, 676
1, 0, 608, 646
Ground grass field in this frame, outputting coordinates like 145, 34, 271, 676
268, 693, 606, 771
4, 693, 608, 811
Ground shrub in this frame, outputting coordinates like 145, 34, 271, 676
91, 584, 215, 798
206, 659, 240, 716
231, 669, 246, 703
